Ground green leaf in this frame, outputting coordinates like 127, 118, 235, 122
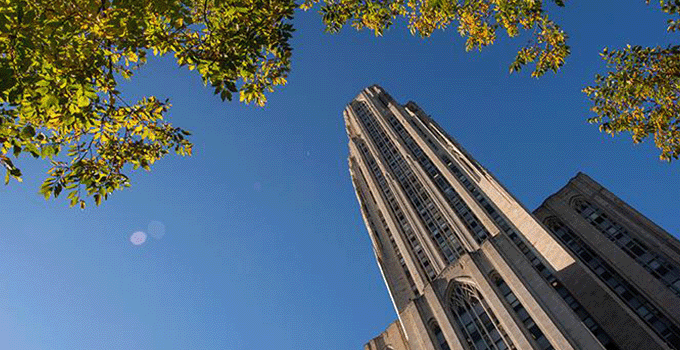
41, 145, 55, 159
54, 184, 62, 198
41, 95, 58, 108
21, 125, 35, 138
25, 143, 39, 157
77, 95, 90, 107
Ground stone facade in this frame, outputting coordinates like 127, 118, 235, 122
346, 86, 680, 350
365, 320, 411, 350
534, 173, 680, 350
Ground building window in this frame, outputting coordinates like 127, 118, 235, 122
449, 282, 515, 350
491, 273, 554, 350
571, 197, 680, 297
354, 101, 464, 268
386, 113, 489, 245
436, 152, 619, 349
545, 217, 680, 350
355, 134, 437, 281
430, 322, 451, 350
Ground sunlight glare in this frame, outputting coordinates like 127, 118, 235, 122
130, 231, 147, 246
148, 221, 166, 239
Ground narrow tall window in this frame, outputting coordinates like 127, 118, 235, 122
431, 322, 451, 350
353, 101, 464, 267
545, 217, 680, 349
438, 154, 618, 349
571, 197, 680, 297
491, 274, 554, 350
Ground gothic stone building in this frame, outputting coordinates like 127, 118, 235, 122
345, 86, 680, 350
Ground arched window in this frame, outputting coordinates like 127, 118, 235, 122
449, 282, 515, 350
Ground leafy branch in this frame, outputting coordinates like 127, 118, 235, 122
0, 0, 295, 207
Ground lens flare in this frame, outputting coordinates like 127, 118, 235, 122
130, 231, 147, 246
148, 221, 166, 239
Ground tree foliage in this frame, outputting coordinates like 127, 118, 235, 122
0, 0, 295, 207
584, 0, 680, 161
301, 0, 570, 77
0, 0, 570, 208
5, 0, 676, 208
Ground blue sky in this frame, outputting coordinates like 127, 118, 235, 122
1, 1, 678, 349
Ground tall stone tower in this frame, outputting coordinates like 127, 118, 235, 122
345, 86, 680, 350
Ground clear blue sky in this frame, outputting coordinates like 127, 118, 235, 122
1, 1, 678, 349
